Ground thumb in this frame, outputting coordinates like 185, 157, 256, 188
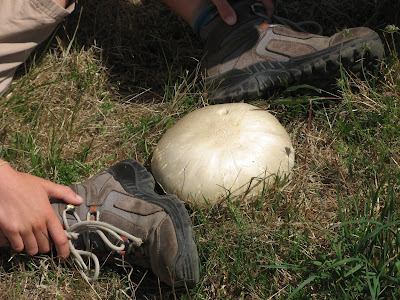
41, 179, 83, 205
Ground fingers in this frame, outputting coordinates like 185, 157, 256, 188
4, 226, 24, 252
1, 218, 68, 259
5, 214, 68, 258
39, 178, 83, 205
0, 230, 10, 247
20, 227, 39, 256
38, 177, 80, 258
0, 168, 74, 258
33, 228, 51, 253
258, 0, 275, 18
212, 0, 237, 25
46, 214, 70, 260
3, 221, 51, 255
212, 0, 275, 25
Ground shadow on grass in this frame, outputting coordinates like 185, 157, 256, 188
59, 0, 202, 100
15, 0, 400, 103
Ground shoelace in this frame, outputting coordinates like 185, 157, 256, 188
63, 204, 143, 282
252, 3, 324, 35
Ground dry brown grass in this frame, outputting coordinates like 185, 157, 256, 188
0, 0, 399, 298
1, 45, 203, 300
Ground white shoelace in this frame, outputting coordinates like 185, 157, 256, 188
63, 204, 143, 281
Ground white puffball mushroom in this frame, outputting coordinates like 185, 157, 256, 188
151, 103, 295, 206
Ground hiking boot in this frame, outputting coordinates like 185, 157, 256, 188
51, 159, 200, 287
200, 0, 384, 102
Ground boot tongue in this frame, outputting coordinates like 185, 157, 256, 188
198, 0, 323, 41
50, 196, 89, 225
199, 0, 264, 41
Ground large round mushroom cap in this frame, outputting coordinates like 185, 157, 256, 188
151, 103, 294, 206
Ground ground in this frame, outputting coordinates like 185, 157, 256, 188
0, 0, 399, 299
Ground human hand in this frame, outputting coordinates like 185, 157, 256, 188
0, 230, 9, 248
0, 162, 82, 259
211, 0, 275, 25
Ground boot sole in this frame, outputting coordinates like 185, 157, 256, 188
208, 31, 384, 103
108, 159, 200, 287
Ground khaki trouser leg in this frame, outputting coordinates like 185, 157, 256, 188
0, 0, 75, 95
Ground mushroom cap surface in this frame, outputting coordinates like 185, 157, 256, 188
151, 103, 295, 206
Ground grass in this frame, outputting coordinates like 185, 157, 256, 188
0, 0, 400, 298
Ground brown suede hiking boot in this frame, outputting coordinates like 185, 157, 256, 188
51, 159, 200, 287
200, 0, 384, 103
